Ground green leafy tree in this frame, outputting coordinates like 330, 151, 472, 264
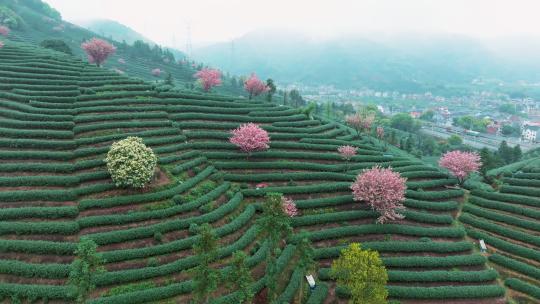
420, 137, 437, 155
499, 103, 517, 114
498, 140, 514, 164
290, 89, 305, 107
448, 134, 463, 146
40, 39, 73, 55
105, 137, 157, 188
296, 231, 316, 302
68, 238, 104, 304
192, 223, 219, 304
479, 147, 504, 176
164, 72, 174, 86
301, 102, 317, 120
256, 193, 293, 302
330, 243, 388, 304
390, 113, 420, 132
419, 110, 435, 121
389, 130, 396, 145
479, 147, 493, 176
513, 145, 522, 162
405, 136, 414, 152
324, 101, 334, 119
266, 78, 276, 102
226, 251, 254, 303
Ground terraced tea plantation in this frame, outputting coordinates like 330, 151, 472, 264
461, 160, 540, 303
0, 41, 524, 303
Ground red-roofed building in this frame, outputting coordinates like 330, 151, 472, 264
486, 123, 501, 135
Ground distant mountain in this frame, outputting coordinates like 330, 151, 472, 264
78, 19, 153, 45
193, 30, 540, 95
0, 0, 198, 85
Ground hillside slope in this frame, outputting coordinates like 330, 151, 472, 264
0, 0, 246, 95
77, 19, 154, 45
460, 159, 540, 303
0, 41, 509, 303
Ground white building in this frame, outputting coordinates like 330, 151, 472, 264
522, 123, 540, 142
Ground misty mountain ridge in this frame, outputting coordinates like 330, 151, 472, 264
77, 19, 154, 45
193, 29, 540, 93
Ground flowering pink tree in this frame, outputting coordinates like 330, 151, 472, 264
439, 151, 481, 184
244, 73, 268, 100
346, 113, 374, 135
0, 25, 9, 37
194, 68, 222, 92
282, 197, 298, 217
362, 114, 375, 131
346, 114, 362, 131
351, 166, 407, 224
256, 182, 269, 189
81, 38, 116, 67
338, 145, 357, 161
151, 68, 162, 77
229, 123, 270, 155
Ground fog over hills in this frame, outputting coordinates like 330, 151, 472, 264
193, 29, 540, 92
77, 19, 154, 45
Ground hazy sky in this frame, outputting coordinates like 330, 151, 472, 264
45, 0, 540, 49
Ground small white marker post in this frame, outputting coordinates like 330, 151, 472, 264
479, 239, 487, 253
305, 274, 316, 291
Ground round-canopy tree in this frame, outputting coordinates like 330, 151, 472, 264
194, 68, 222, 92
229, 123, 270, 155
105, 137, 157, 188
439, 150, 481, 184
0, 25, 10, 37
244, 73, 268, 100
351, 166, 407, 223
151, 68, 162, 77
338, 145, 357, 161
330, 243, 388, 304
282, 196, 298, 217
40, 39, 73, 55
81, 38, 116, 67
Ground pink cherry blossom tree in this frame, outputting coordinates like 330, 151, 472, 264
439, 150, 481, 184
338, 145, 357, 161
282, 197, 298, 217
81, 38, 116, 67
362, 114, 375, 131
346, 114, 362, 132
256, 182, 269, 189
346, 113, 374, 135
351, 166, 407, 224
244, 73, 268, 100
151, 68, 161, 77
194, 68, 222, 92
229, 123, 270, 155
0, 25, 10, 37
